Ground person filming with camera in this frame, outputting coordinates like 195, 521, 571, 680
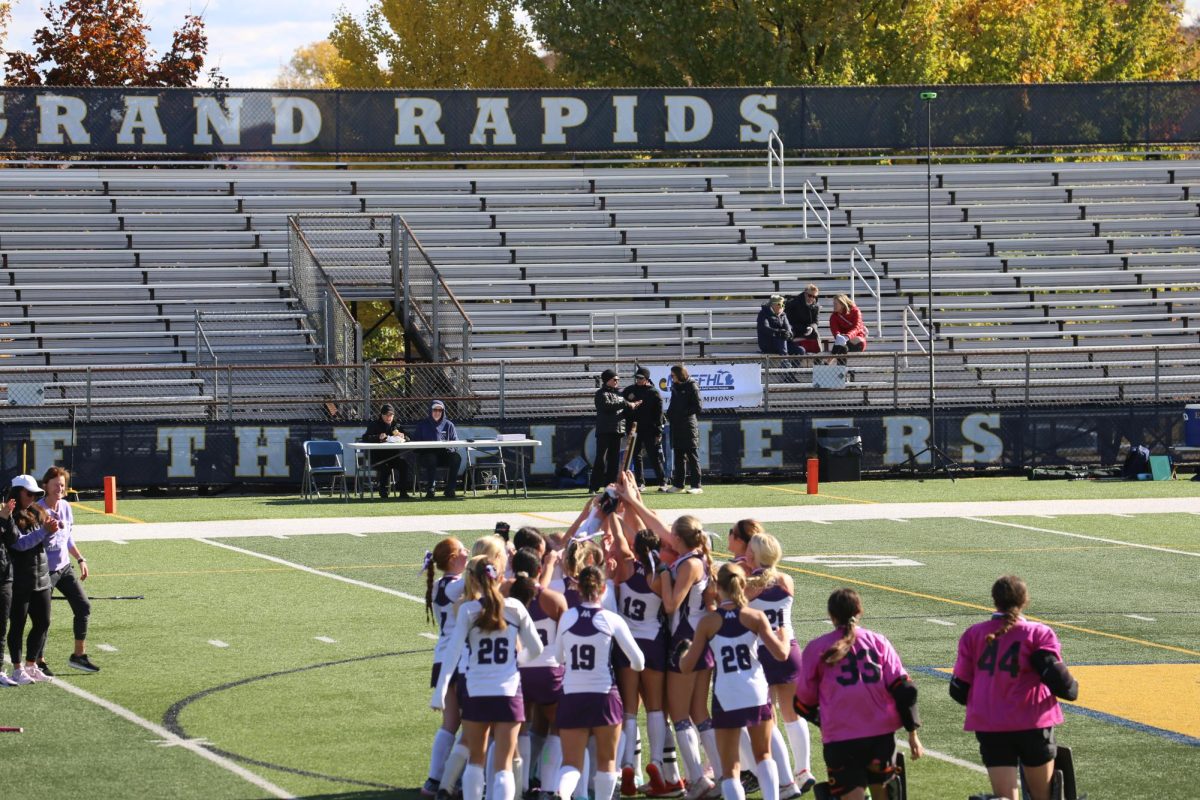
0, 475, 60, 685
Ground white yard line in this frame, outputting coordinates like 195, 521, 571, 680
1124, 614, 1157, 622
419, 632, 439, 641
925, 619, 956, 627
315, 636, 338, 643
208, 640, 230, 649
50, 678, 294, 798
963, 517, 1200, 558
894, 737, 987, 775
96, 644, 119, 653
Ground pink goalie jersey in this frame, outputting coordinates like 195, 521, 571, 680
953, 615, 1066, 732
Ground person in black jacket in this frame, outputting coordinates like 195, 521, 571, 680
3, 474, 58, 685
623, 366, 668, 491
784, 284, 823, 355
757, 294, 800, 356
362, 403, 410, 500
665, 363, 704, 494
591, 368, 641, 492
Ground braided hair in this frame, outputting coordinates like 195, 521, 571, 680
987, 575, 1029, 644
822, 588, 864, 665
423, 537, 462, 623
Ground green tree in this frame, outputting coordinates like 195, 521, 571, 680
274, 40, 348, 89
329, 0, 556, 88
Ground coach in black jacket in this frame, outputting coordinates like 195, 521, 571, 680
623, 366, 667, 490
592, 368, 640, 492
665, 364, 704, 493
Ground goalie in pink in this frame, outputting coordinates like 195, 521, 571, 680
950, 575, 1078, 800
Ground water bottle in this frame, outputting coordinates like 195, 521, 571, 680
488, 473, 499, 490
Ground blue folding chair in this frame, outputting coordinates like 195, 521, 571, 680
302, 440, 349, 501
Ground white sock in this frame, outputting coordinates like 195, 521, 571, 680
595, 770, 620, 800
485, 741, 497, 796
622, 714, 638, 768
574, 745, 590, 800
770, 725, 794, 786
698, 722, 722, 778
634, 726, 644, 784
662, 724, 681, 784
544, 735, 564, 793
430, 728, 456, 782
518, 734, 531, 791
674, 721, 705, 783
557, 766, 582, 800
739, 729, 755, 775
530, 732, 546, 785
755, 759, 779, 800
785, 720, 813, 777
494, 769, 516, 800
721, 777, 746, 800
648, 711, 667, 769
441, 741, 470, 790
463, 764, 486, 800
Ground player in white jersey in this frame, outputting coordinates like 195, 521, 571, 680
422, 537, 470, 797
746, 533, 815, 794
552, 565, 646, 800
434, 556, 543, 800
680, 563, 790, 800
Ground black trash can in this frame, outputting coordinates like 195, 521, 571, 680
813, 426, 862, 482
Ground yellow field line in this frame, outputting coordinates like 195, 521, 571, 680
523, 511, 574, 525
761, 486, 879, 504
718, 549, 1200, 659
73, 502, 146, 524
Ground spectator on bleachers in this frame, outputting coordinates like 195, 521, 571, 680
623, 366, 668, 492
591, 369, 640, 493
829, 295, 868, 362
665, 364, 704, 494
415, 400, 462, 500
757, 295, 801, 356
785, 284, 823, 354
362, 404, 411, 500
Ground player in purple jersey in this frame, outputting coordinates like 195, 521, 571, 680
795, 589, 923, 800
745, 533, 815, 794
422, 537, 470, 797
680, 562, 792, 800
725, 519, 763, 564
950, 576, 1078, 800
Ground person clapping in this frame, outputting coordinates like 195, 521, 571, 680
1, 475, 60, 685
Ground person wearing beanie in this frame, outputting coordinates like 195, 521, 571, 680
415, 400, 462, 500
362, 403, 410, 500
758, 295, 800, 356
623, 366, 667, 491
592, 369, 640, 493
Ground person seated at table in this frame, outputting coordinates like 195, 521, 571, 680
415, 400, 462, 500
362, 403, 410, 500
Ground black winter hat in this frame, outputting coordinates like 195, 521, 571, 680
601, 368, 618, 382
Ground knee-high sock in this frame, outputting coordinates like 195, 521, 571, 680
721, 777, 746, 800
463, 764, 486, 800
543, 735, 564, 794
770, 725, 794, 786
517, 734, 531, 791
494, 770, 517, 800
697, 720, 722, 777
441, 739, 470, 790
573, 745, 590, 800
647, 711, 667, 767
529, 732, 546, 784
633, 726, 644, 784
755, 759, 779, 800
785, 720, 812, 777
673, 720, 705, 784
738, 729, 755, 776
557, 766, 582, 800
485, 741, 497, 796
622, 714, 639, 768
430, 728, 456, 782
595, 770, 620, 800
662, 724, 681, 784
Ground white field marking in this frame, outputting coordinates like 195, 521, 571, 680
198, 538, 426, 605
925, 618, 956, 627
315, 636, 338, 644
420, 632, 439, 641
1125, 614, 1157, 622
1111, 513, 1137, 518
158, 737, 211, 748
271, 534, 288, 540
887, 518, 910, 523
894, 736, 987, 775
1035, 515, 1057, 519
50, 678, 294, 798
811, 519, 832, 525
111, 539, 129, 545
348, 533, 368, 538
208, 640, 230, 649
96, 644, 119, 653
963, 517, 1200, 559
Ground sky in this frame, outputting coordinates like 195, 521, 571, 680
4, 0, 1200, 88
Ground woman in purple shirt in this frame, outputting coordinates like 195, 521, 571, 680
36, 467, 99, 675
950, 576, 1078, 800
795, 589, 923, 800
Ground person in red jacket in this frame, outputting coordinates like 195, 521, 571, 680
828, 295, 867, 364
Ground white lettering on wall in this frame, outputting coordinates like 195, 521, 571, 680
740, 419, 783, 469
394, 98, 445, 145
271, 97, 321, 145
193, 97, 243, 146
541, 97, 587, 145
36, 96, 90, 145
117, 96, 167, 145
470, 98, 516, 146
29, 429, 75, 477
530, 425, 556, 475
739, 94, 778, 143
612, 96, 638, 143
233, 427, 289, 478
664, 96, 713, 143
156, 427, 205, 478
883, 416, 930, 465
960, 413, 1003, 463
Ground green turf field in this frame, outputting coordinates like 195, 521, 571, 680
4, 482, 1198, 799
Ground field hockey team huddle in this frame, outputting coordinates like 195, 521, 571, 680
422, 473, 1078, 800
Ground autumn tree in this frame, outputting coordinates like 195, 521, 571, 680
274, 40, 349, 89
329, 0, 556, 88
5, 0, 211, 87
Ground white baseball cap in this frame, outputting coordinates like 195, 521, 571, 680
10, 474, 44, 497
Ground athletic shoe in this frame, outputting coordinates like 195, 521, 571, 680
686, 487, 703, 495
683, 777, 716, 800
663, 486, 682, 494
642, 763, 681, 798
0, 672, 17, 687
657, 485, 671, 493
621, 766, 637, 797
778, 783, 801, 800
425, 490, 436, 500
739, 770, 759, 795
796, 774, 817, 795
35, 660, 54, 677
69, 654, 101, 673
421, 778, 441, 797
12, 667, 35, 685
24, 664, 51, 683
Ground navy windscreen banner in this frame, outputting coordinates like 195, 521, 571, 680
1, 83, 1199, 154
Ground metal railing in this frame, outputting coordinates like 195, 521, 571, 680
848, 247, 883, 341
902, 306, 931, 366
767, 131, 785, 206
588, 309, 715, 362
801, 179, 833, 274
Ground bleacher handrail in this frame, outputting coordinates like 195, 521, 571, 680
801, 179, 833, 275
849, 247, 883, 342
902, 306, 931, 366
767, 131, 785, 206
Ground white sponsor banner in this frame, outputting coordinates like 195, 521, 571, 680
647, 364, 762, 409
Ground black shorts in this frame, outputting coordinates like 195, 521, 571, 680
822, 732, 897, 796
975, 727, 1057, 769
